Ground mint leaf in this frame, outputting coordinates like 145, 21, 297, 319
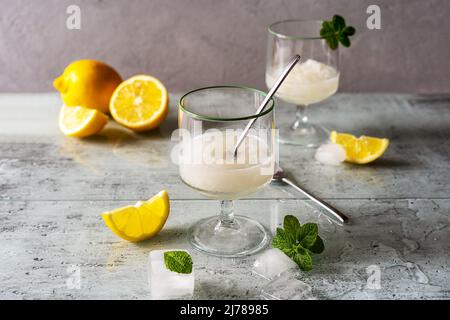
283, 215, 301, 237
332, 15, 346, 31
320, 21, 334, 38
338, 34, 351, 47
271, 215, 325, 271
326, 36, 339, 50
344, 26, 356, 36
272, 227, 295, 253
292, 247, 313, 271
309, 235, 325, 254
320, 15, 356, 50
299, 223, 318, 249
164, 251, 193, 274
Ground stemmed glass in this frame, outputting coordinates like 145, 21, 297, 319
178, 86, 276, 257
266, 19, 340, 147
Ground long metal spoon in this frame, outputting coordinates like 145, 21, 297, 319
272, 167, 349, 224
233, 54, 301, 157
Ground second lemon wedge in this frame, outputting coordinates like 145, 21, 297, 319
330, 131, 389, 164
102, 190, 170, 242
109, 75, 169, 132
59, 105, 108, 138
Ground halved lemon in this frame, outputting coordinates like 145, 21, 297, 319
59, 105, 108, 138
109, 75, 168, 132
330, 131, 389, 164
102, 190, 170, 242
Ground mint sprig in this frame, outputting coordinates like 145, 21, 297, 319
320, 15, 356, 50
272, 215, 325, 271
164, 251, 193, 274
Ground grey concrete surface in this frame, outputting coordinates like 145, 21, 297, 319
0, 93, 449, 299
0, 0, 449, 93
1, 93, 450, 201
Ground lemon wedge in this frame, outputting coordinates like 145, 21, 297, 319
102, 190, 170, 242
109, 75, 168, 132
59, 105, 108, 138
330, 131, 389, 164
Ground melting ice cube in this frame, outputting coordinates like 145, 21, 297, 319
253, 248, 298, 280
147, 249, 194, 299
315, 143, 346, 166
261, 271, 315, 300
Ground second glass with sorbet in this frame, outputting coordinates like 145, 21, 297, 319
266, 59, 339, 106
266, 19, 340, 147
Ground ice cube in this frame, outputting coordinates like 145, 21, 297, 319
147, 249, 194, 299
261, 271, 315, 300
315, 143, 346, 166
253, 248, 298, 280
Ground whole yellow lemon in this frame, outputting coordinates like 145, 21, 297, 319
53, 60, 122, 114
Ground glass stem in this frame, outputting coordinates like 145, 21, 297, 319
216, 200, 239, 230
292, 104, 309, 130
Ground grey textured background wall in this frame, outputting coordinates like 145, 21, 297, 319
0, 0, 449, 93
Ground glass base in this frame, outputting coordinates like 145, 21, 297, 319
279, 123, 329, 147
189, 215, 269, 258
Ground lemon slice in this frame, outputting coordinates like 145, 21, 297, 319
102, 190, 170, 242
330, 131, 389, 164
109, 75, 169, 132
59, 105, 108, 138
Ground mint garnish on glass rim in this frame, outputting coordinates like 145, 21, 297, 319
164, 251, 193, 274
272, 215, 325, 271
320, 15, 356, 50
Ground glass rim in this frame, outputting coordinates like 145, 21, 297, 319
178, 85, 275, 122
268, 19, 324, 40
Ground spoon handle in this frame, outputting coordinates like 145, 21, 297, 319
282, 177, 349, 224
